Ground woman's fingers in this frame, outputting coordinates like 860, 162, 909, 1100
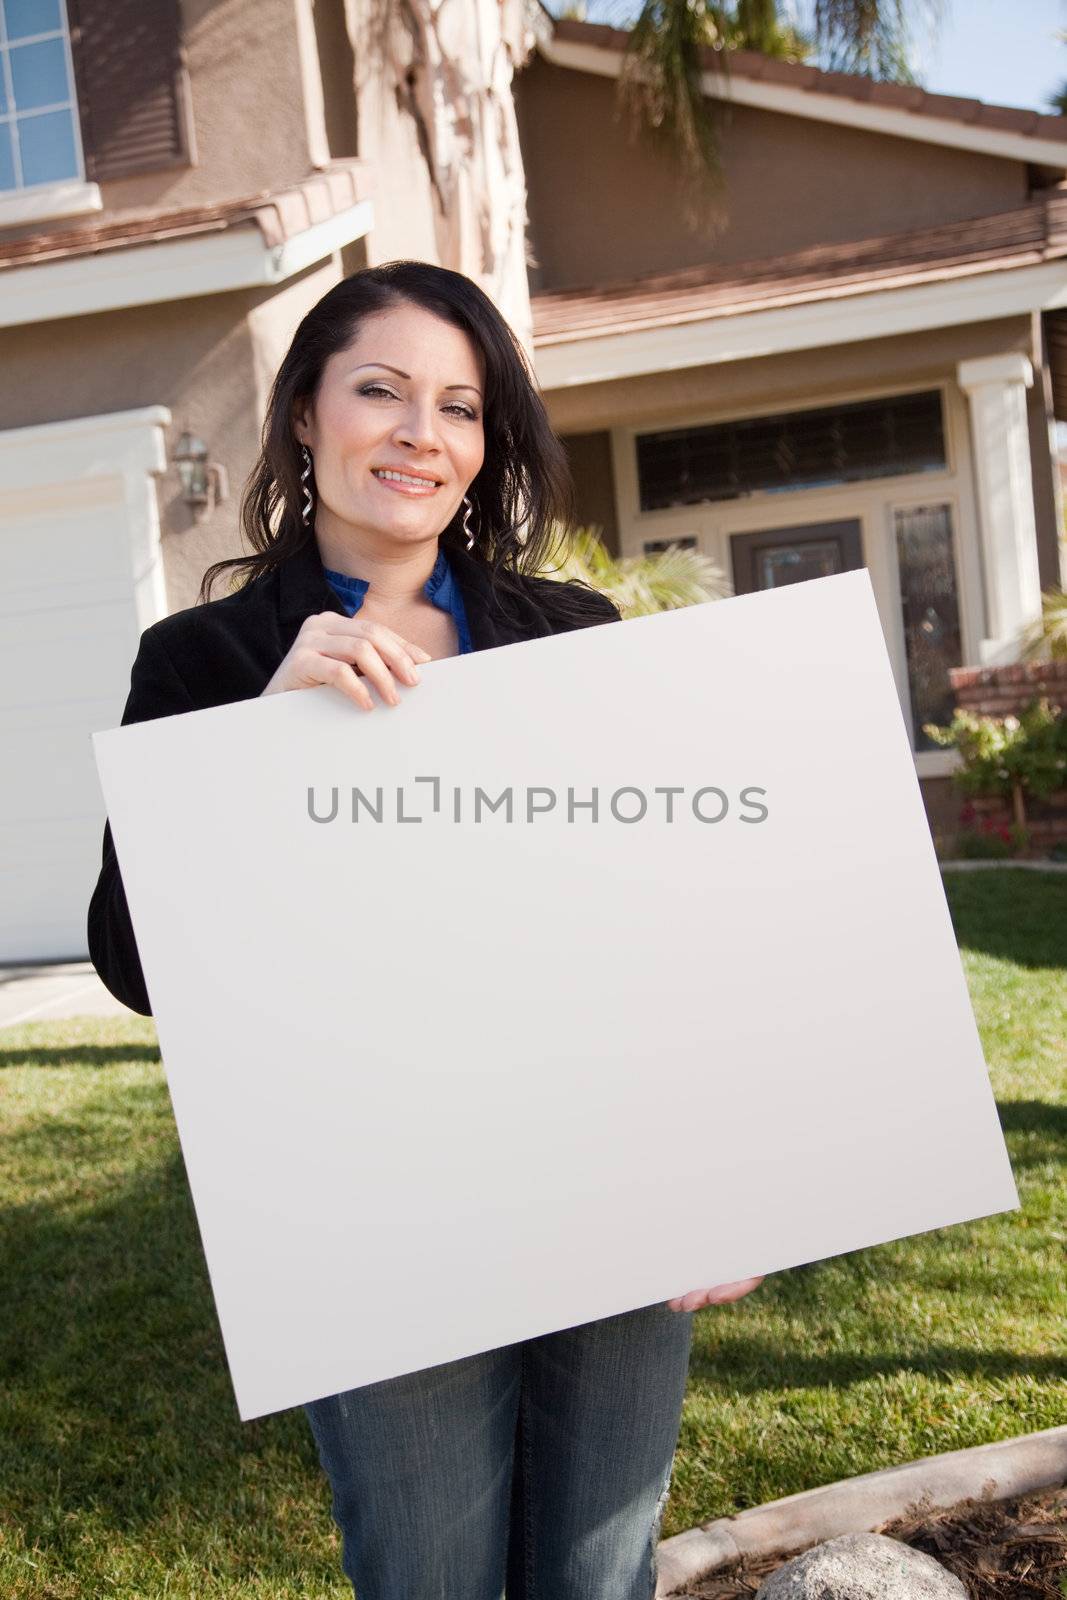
346, 638, 405, 707
263, 613, 434, 706
320, 656, 376, 711
666, 1276, 766, 1313
320, 617, 432, 686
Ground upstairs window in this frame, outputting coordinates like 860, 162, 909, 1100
0, 0, 83, 192
636, 391, 947, 512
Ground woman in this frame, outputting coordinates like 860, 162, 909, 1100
88, 261, 762, 1600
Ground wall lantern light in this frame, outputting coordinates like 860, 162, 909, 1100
174, 431, 229, 520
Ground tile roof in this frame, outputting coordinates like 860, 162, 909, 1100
0, 161, 372, 269
531, 194, 1067, 345
548, 17, 1067, 151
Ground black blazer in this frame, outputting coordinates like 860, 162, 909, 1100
87, 528, 621, 1016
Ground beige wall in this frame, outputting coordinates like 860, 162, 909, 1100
516, 58, 1030, 291
94, 0, 315, 222
562, 431, 620, 554
0, 258, 343, 615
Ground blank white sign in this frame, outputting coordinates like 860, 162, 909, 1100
92, 569, 1018, 1421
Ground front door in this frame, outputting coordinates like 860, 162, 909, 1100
729, 519, 864, 594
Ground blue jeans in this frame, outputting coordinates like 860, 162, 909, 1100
303, 1302, 695, 1600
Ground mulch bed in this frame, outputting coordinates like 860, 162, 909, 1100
680, 1483, 1067, 1598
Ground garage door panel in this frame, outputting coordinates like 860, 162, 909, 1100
1, 709, 124, 823
0, 498, 130, 594
0, 604, 142, 707
0, 815, 104, 963
1, 411, 168, 962
1, 578, 144, 618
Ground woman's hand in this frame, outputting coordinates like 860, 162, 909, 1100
261, 612, 433, 710
666, 1276, 765, 1313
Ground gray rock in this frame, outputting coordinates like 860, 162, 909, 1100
755, 1532, 969, 1599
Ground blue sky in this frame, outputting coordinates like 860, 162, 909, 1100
551, 0, 1067, 115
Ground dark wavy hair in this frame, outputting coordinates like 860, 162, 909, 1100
198, 260, 587, 619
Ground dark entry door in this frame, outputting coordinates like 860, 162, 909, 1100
730, 519, 864, 594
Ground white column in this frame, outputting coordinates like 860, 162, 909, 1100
957, 352, 1044, 666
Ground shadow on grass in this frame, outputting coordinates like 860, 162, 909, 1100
942, 870, 1067, 970
0, 1076, 329, 1572
687, 1335, 1067, 1392
0, 1042, 162, 1070
996, 1098, 1067, 1165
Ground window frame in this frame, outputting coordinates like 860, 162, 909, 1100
0, 0, 99, 223
632, 387, 950, 514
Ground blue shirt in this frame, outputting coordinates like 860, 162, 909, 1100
322, 546, 474, 655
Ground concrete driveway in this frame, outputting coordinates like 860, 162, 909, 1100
0, 962, 138, 1029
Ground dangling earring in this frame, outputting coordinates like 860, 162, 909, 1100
300, 444, 314, 528
461, 493, 476, 552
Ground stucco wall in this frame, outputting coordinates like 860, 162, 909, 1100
0, 258, 343, 615
562, 431, 620, 554
515, 57, 1031, 291
95, 0, 315, 220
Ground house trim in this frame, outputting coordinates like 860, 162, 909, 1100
957, 352, 1043, 664
0, 199, 375, 330
0, 179, 102, 228
538, 33, 1067, 169
534, 260, 1067, 391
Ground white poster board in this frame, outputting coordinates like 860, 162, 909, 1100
92, 570, 1018, 1421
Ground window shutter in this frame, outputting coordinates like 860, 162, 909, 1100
66, 0, 193, 182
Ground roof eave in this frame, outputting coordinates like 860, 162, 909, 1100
537, 26, 1067, 171
0, 197, 375, 330
533, 258, 1067, 392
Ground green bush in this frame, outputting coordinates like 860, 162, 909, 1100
923, 697, 1067, 805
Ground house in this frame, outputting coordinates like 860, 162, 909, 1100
518, 14, 1067, 853
2, 0, 1065, 962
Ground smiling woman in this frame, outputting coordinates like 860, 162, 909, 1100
87, 258, 764, 1600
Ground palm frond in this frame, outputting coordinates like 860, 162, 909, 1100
615, 0, 731, 226
812, 0, 944, 82
539, 523, 732, 618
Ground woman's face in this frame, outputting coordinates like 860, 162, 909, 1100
294, 302, 486, 553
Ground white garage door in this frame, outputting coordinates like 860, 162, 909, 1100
0, 407, 170, 963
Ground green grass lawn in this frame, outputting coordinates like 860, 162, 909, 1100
1, 870, 1064, 1598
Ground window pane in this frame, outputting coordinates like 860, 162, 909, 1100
17, 105, 76, 183
895, 503, 963, 752
0, 121, 15, 189
636, 391, 946, 511
3, 0, 63, 41
9, 35, 69, 109
759, 539, 841, 588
